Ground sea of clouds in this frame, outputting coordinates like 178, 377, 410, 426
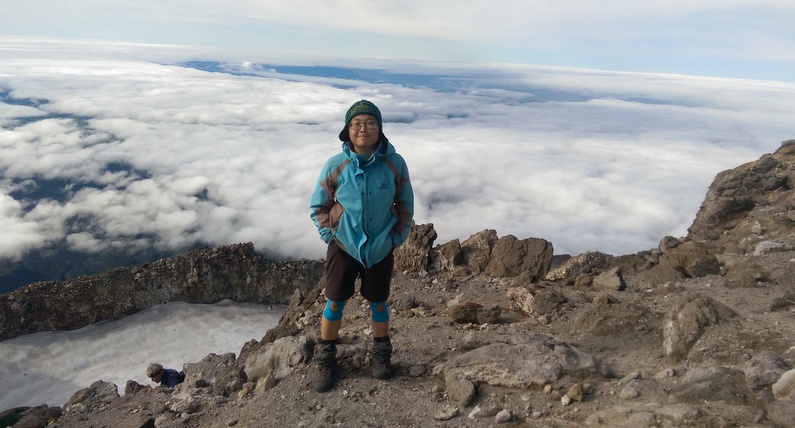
1, 38, 794, 262
0, 300, 283, 410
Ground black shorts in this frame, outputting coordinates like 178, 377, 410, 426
324, 243, 394, 302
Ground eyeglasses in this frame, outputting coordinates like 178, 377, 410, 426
349, 120, 378, 130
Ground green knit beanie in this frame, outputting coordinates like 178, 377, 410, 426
344, 100, 382, 125
339, 99, 385, 142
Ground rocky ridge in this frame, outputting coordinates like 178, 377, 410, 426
1, 140, 794, 427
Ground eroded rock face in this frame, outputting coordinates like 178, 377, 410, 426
0, 243, 324, 340
688, 141, 795, 255
394, 221, 437, 273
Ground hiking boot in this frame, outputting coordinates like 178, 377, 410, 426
311, 340, 338, 393
371, 336, 393, 380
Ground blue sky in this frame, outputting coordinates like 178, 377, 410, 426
2, 0, 794, 81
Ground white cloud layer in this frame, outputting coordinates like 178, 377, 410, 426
1, 39, 794, 262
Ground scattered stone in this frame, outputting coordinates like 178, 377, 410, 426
618, 384, 639, 400
254, 372, 277, 394
565, 383, 585, 402
653, 368, 676, 380
445, 301, 482, 324
433, 406, 460, 421
495, 409, 512, 423
468, 404, 501, 419
444, 373, 476, 407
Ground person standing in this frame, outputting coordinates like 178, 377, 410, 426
309, 99, 414, 392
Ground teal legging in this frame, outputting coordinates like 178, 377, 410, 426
370, 301, 389, 323
323, 300, 346, 321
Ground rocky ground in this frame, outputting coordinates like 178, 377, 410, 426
16, 250, 793, 428
3, 141, 795, 428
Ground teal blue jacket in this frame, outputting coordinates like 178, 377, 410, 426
311, 140, 414, 268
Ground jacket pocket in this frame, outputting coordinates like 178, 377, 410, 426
329, 202, 344, 230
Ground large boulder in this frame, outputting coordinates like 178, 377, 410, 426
485, 235, 553, 279
394, 221, 437, 273
662, 294, 738, 363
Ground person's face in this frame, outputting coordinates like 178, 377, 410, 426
150, 371, 163, 383
347, 114, 380, 155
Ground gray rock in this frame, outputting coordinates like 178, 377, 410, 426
64, 380, 119, 414
484, 234, 553, 279
444, 373, 476, 407
442, 336, 610, 389
669, 366, 755, 405
592, 267, 626, 291
507, 286, 567, 316
494, 409, 511, 423
243, 335, 312, 383
767, 398, 795, 426
773, 368, 795, 399
433, 406, 460, 421
654, 404, 702, 426
743, 351, 790, 390
394, 221, 437, 273
460, 229, 499, 272
0, 404, 62, 428
444, 301, 502, 325
429, 239, 463, 273
662, 294, 737, 363
544, 251, 615, 282
183, 352, 246, 397
618, 384, 639, 400
754, 240, 788, 255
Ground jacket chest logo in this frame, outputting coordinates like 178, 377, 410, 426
378, 181, 390, 190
